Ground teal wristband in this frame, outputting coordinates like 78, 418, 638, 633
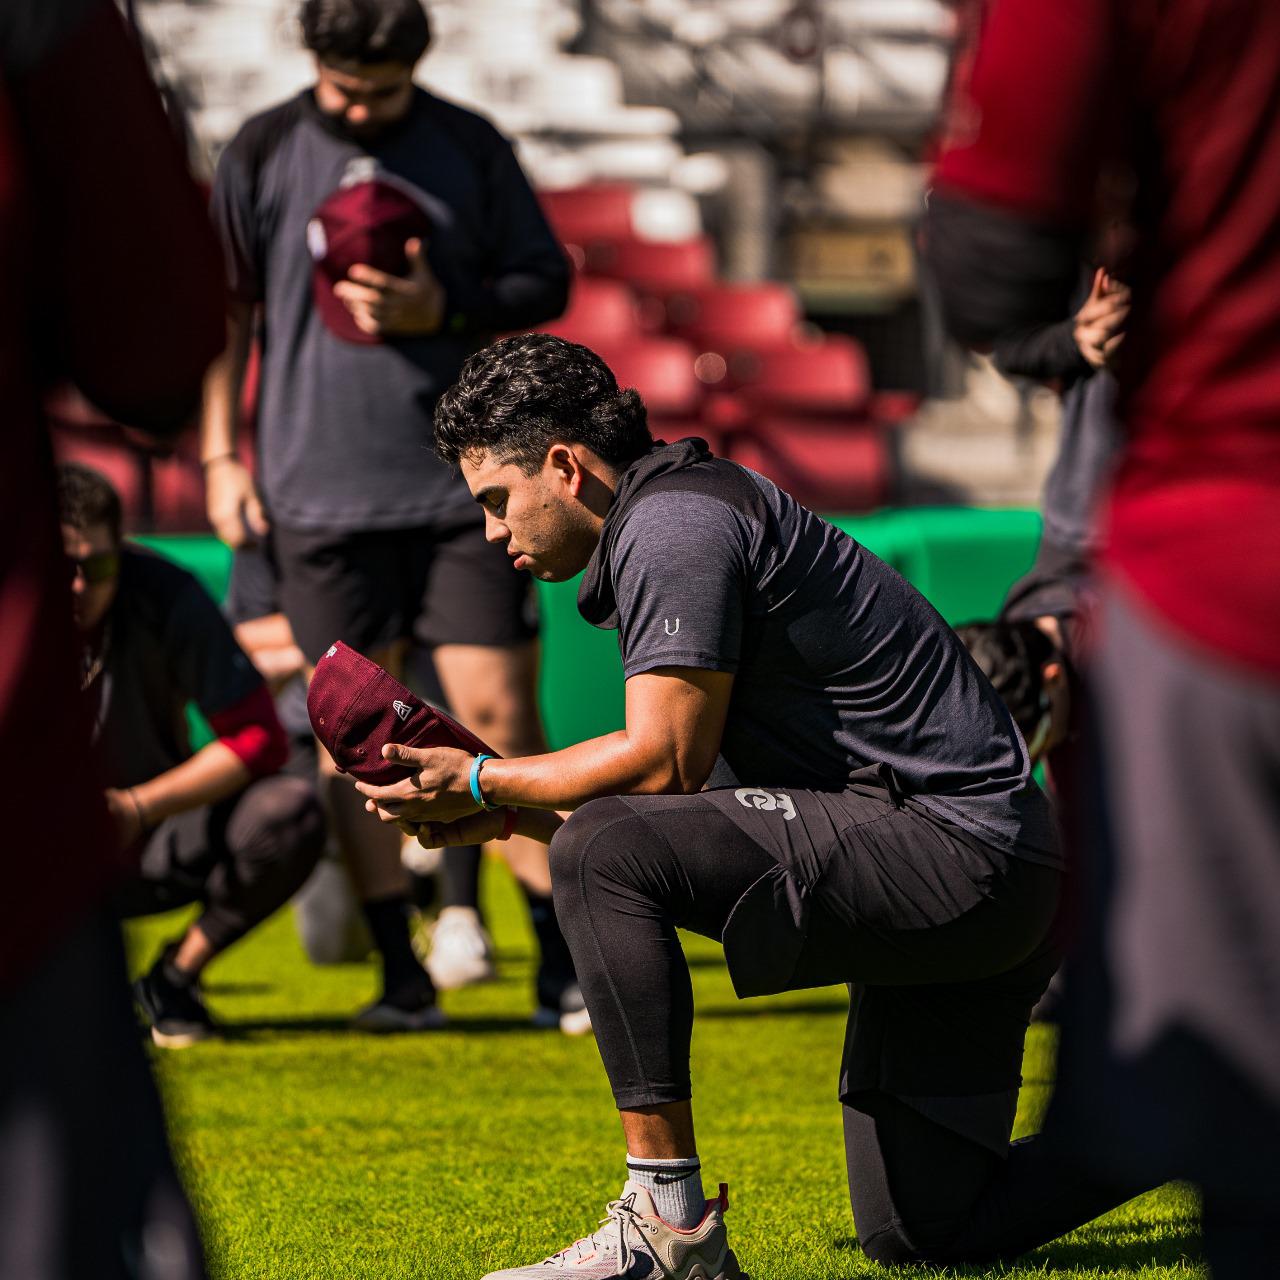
469, 753, 498, 811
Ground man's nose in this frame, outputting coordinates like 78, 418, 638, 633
483, 512, 508, 545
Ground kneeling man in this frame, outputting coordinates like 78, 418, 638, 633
355, 336, 1145, 1275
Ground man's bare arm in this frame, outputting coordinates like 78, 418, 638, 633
201, 301, 267, 546
352, 667, 734, 829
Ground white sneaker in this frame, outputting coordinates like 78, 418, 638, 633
532, 981, 594, 1037
426, 906, 497, 990
482, 1182, 745, 1278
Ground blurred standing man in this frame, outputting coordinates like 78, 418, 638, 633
0, 0, 224, 1273
928, 1, 1280, 1274
202, 0, 571, 1028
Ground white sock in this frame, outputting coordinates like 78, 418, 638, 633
625, 1154, 705, 1228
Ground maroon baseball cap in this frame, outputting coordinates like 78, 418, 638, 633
306, 160, 433, 345
308, 641, 496, 786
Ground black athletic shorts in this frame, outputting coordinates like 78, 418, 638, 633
271, 515, 539, 664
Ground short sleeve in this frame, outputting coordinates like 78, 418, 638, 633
164, 579, 264, 719
209, 132, 265, 303
611, 491, 747, 678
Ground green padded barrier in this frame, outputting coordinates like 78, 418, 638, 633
139, 508, 1042, 751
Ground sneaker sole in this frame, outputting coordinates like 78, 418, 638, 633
686, 1250, 748, 1280
151, 1024, 215, 1049
352, 1006, 448, 1032
558, 1006, 594, 1037
426, 957, 497, 990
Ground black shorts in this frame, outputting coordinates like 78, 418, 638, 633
272, 516, 539, 664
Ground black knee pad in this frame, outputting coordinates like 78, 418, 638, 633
227, 775, 326, 871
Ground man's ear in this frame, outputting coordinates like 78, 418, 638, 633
546, 442, 585, 495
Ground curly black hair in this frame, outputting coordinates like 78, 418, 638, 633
300, 0, 431, 66
434, 334, 653, 474
954, 619, 1059, 740
57, 463, 122, 544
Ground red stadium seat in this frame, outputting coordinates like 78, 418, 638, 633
50, 423, 151, 530
150, 450, 212, 533
539, 184, 635, 244
596, 338, 701, 417
727, 336, 872, 413
724, 418, 892, 512
539, 277, 640, 347
583, 236, 716, 293
663, 282, 802, 351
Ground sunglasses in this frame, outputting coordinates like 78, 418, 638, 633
68, 550, 120, 585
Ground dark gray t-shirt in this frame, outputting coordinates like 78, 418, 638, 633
210, 89, 568, 533
580, 442, 1059, 863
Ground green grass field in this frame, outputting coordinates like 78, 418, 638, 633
127, 859, 1203, 1280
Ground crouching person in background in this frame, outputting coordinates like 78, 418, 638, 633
59, 463, 325, 1046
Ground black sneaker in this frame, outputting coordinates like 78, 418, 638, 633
133, 955, 217, 1049
352, 975, 447, 1032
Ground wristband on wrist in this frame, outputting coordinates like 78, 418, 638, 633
469, 753, 499, 811
498, 807, 518, 841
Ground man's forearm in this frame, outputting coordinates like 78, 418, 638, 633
478, 731, 702, 813
200, 304, 253, 463
130, 740, 251, 827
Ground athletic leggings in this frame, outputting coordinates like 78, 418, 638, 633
549, 793, 1151, 1265
115, 775, 325, 952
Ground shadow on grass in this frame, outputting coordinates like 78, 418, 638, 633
219, 1014, 575, 1039
698, 999, 849, 1020
828, 1216, 1202, 1275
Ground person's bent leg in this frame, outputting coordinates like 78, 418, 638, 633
549, 794, 779, 1228
194, 775, 325, 962
842, 1092, 1147, 1265
435, 639, 581, 1025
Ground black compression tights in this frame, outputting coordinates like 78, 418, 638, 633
549, 796, 1150, 1265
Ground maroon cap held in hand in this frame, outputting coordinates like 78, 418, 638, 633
308, 641, 495, 786
306, 158, 433, 345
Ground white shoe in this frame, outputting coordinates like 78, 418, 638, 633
532, 981, 594, 1037
482, 1181, 744, 1278
427, 906, 497, 990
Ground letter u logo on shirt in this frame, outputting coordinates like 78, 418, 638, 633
664, 618, 680, 635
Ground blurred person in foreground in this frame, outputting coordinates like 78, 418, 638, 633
354, 335, 1158, 1276
928, 0, 1280, 1273
60, 464, 325, 1047
201, 0, 576, 1031
0, 0, 224, 1272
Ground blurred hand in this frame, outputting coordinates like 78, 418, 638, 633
410, 809, 509, 848
332, 238, 445, 338
204, 456, 268, 548
1074, 267, 1130, 369
104, 788, 143, 849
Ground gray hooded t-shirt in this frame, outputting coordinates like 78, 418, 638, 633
578, 440, 1059, 863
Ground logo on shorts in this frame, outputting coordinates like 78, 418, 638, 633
735, 788, 796, 820
664, 618, 680, 635
392, 700, 411, 722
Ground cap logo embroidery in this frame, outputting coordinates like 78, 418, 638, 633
392, 700, 411, 722
324, 645, 338, 658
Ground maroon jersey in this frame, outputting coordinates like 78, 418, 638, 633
0, 0, 224, 989
931, 0, 1280, 677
